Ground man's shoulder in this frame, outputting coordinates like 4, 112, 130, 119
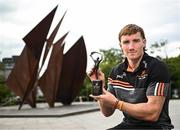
112, 62, 124, 71
144, 54, 167, 69
109, 63, 124, 78
145, 54, 170, 81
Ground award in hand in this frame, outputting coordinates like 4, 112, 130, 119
90, 51, 103, 96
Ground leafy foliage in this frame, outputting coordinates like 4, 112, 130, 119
166, 55, 180, 89
149, 40, 168, 59
99, 48, 123, 86
0, 76, 12, 104
79, 76, 93, 101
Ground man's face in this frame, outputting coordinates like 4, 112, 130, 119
120, 32, 146, 61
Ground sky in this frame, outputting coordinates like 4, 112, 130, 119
0, 0, 180, 69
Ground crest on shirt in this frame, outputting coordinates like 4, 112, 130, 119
116, 72, 126, 79
137, 70, 148, 79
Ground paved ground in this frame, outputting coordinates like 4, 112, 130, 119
0, 102, 99, 117
0, 100, 179, 130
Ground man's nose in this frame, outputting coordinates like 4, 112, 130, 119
129, 42, 135, 49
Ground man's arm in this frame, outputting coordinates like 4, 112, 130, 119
92, 89, 165, 121
98, 100, 115, 117
119, 96, 165, 121
88, 70, 116, 116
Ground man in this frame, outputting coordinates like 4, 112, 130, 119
88, 24, 174, 130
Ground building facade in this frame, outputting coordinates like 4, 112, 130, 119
2, 56, 18, 80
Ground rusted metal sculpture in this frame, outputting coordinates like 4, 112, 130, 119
6, 5, 87, 109
57, 36, 87, 105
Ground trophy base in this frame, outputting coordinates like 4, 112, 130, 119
92, 80, 103, 96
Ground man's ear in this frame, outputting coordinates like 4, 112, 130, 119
143, 39, 146, 48
119, 42, 122, 48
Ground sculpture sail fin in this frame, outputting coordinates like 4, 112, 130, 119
57, 36, 87, 105
41, 11, 67, 66
39, 32, 68, 107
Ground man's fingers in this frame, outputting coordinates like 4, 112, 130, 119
102, 88, 108, 94
87, 70, 93, 76
87, 68, 96, 78
89, 94, 102, 100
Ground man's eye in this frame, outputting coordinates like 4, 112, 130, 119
122, 40, 129, 44
133, 39, 140, 43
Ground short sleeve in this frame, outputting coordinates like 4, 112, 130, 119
107, 84, 116, 95
146, 60, 170, 97
107, 68, 116, 95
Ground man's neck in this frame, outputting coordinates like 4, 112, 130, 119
127, 55, 143, 72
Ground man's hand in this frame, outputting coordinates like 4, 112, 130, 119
90, 88, 118, 117
90, 88, 117, 108
87, 69, 105, 80
87, 69, 105, 86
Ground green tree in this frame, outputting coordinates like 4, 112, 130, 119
0, 61, 4, 70
166, 55, 180, 89
150, 40, 180, 97
0, 76, 12, 104
79, 76, 93, 101
0, 62, 14, 105
150, 40, 168, 60
99, 48, 123, 86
